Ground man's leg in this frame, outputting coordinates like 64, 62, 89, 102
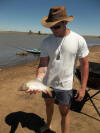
59, 104, 70, 133
44, 98, 55, 129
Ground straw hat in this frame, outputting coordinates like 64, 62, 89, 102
41, 6, 74, 28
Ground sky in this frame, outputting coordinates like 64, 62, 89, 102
0, 0, 100, 36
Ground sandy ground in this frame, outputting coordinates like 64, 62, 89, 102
0, 46, 100, 133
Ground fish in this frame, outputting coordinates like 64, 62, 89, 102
19, 80, 52, 96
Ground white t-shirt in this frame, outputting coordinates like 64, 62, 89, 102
40, 31, 89, 90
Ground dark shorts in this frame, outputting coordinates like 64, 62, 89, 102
42, 88, 73, 105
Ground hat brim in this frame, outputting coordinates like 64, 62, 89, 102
41, 16, 74, 28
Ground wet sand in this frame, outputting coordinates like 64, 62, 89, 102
0, 46, 100, 133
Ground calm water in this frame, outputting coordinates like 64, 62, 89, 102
0, 33, 100, 68
0, 33, 46, 68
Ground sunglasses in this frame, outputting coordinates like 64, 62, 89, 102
51, 25, 61, 30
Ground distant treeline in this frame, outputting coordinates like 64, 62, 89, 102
0, 30, 50, 35
28, 30, 49, 35
0, 30, 99, 37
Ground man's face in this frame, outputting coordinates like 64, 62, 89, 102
50, 21, 66, 37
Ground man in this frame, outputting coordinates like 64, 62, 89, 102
28, 6, 89, 133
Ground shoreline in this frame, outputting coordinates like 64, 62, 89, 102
0, 55, 40, 70
0, 58, 40, 72
0, 60, 34, 71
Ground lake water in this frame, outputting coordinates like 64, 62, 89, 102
0, 33, 46, 68
0, 33, 100, 68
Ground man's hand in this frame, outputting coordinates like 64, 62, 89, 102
74, 89, 85, 101
75, 56, 89, 102
25, 89, 41, 94
26, 88, 52, 96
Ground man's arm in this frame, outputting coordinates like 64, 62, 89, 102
79, 56, 89, 90
75, 56, 89, 101
26, 57, 49, 94
36, 57, 49, 82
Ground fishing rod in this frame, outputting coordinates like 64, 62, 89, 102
7, 44, 40, 54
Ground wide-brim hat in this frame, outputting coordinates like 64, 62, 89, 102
41, 6, 74, 28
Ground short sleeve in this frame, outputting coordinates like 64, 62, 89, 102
77, 37, 89, 58
40, 39, 49, 57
